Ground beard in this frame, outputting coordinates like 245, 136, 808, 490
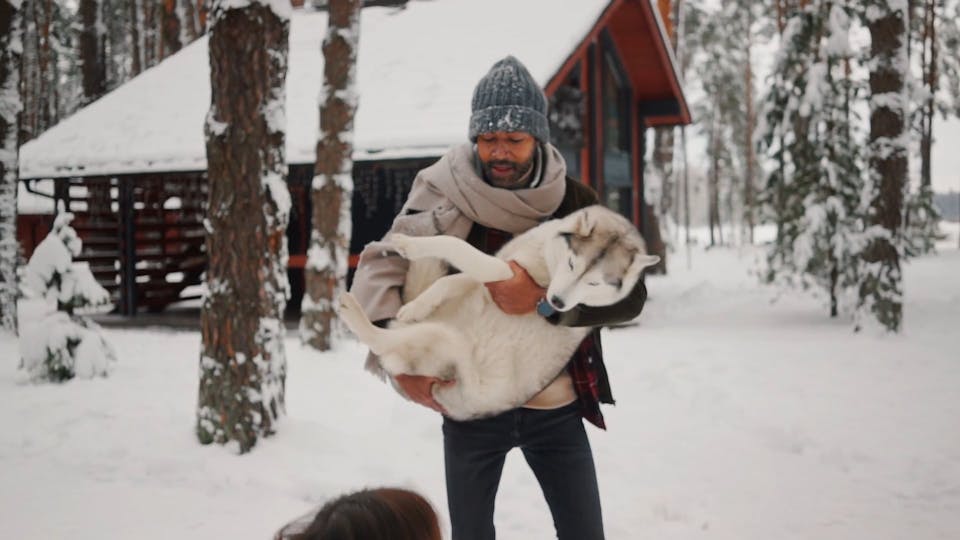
481, 154, 536, 189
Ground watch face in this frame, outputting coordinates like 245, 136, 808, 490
537, 299, 556, 317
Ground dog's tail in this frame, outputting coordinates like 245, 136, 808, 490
337, 292, 391, 356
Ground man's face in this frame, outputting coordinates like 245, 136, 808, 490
476, 131, 538, 188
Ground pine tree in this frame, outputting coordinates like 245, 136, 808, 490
161, 0, 182, 57
18, 0, 74, 143
759, 1, 867, 318
759, 4, 822, 284
129, 0, 144, 75
902, 0, 960, 256
741, 0, 762, 245
79, 0, 106, 103
197, 0, 291, 453
858, 0, 909, 332
142, 0, 160, 69
795, 1, 864, 317
691, 1, 747, 247
676, 0, 700, 251
300, 0, 361, 351
1, 0, 23, 333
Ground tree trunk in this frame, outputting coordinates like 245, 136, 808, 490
142, 0, 157, 69
919, 0, 935, 189
130, 0, 143, 75
19, 0, 60, 143
180, 0, 201, 42
1, 0, 22, 333
709, 124, 719, 247
681, 126, 691, 252
79, 0, 106, 103
651, 126, 672, 273
829, 263, 838, 317
300, 0, 361, 351
162, 0, 182, 58
19, 0, 37, 143
860, 2, 908, 332
195, 0, 207, 32
197, 0, 291, 453
743, 5, 756, 245
653, 129, 674, 219
35, 0, 52, 129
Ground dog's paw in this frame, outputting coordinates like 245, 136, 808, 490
396, 299, 435, 323
336, 292, 360, 320
387, 233, 426, 260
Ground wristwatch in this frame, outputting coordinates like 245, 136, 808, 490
536, 297, 556, 317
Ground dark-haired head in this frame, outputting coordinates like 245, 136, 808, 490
278, 487, 441, 540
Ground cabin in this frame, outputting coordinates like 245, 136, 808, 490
17, 0, 690, 316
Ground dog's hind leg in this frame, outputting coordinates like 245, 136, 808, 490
389, 234, 513, 283
337, 292, 393, 357
338, 292, 470, 380
397, 273, 478, 322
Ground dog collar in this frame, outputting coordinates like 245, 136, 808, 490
536, 297, 556, 317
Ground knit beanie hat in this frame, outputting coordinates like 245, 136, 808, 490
468, 56, 550, 144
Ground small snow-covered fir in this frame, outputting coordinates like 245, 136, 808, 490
18, 213, 116, 382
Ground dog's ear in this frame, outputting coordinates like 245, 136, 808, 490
560, 210, 594, 237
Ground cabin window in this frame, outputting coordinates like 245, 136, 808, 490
549, 63, 584, 179
601, 46, 632, 219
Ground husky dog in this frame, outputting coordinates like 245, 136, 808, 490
338, 205, 660, 421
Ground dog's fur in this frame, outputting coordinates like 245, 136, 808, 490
338, 205, 660, 420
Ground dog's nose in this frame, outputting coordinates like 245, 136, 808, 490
550, 296, 565, 310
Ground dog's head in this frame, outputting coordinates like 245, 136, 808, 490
543, 206, 660, 312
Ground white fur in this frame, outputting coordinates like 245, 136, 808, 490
338, 205, 660, 420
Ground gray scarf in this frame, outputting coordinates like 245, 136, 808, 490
400, 142, 567, 237
351, 141, 568, 325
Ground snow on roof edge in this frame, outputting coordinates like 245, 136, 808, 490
20, 145, 451, 180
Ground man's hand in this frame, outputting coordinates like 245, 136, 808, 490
485, 260, 546, 315
394, 374, 455, 414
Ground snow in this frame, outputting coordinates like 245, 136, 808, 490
18, 1, 614, 179
2, 233, 959, 539
263, 170, 292, 224
214, 0, 292, 22
824, 4, 852, 58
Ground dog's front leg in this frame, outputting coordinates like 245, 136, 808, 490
390, 234, 512, 283
397, 274, 477, 322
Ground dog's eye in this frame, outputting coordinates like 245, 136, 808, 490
587, 281, 600, 287
568, 258, 574, 270
609, 278, 623, 289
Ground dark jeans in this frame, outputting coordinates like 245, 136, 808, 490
442, 403, 605, 540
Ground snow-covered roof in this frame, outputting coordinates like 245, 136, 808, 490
19, 0, 614, 179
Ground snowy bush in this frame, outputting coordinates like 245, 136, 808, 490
18, 213, 116, 382
19, 311, 117, 382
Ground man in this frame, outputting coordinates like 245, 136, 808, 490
350, 56, 647, 540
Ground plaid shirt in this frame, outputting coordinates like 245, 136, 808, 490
469, 225, 613, 430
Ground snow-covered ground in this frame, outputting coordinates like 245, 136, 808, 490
2, 225, 958, 540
